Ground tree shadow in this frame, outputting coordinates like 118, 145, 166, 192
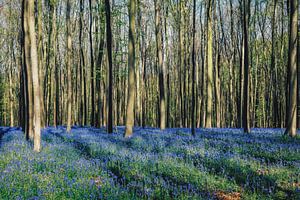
0, 127, 20, 149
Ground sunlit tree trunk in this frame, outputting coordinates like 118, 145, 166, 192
125, 0, 136, 137
191, 0, 196, 135
155, 0, 166, 130
25, 0, 41, 152
206, 0, 213, 128
66, 0, 72, 133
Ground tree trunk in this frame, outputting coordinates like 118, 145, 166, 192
191, 0, 196, 135
285, 0, 298, 137
105, 0, 113, 133
271, 0, 279, 127
242, 0, 250, 133
66, 0, 72, 133
155, 0, 166, 130
125, 0, 136, 137
96, 5, 105, 128
89, 0, 95, 126
23, 0, 34, 140
37, 0, 46, 128
26, 0, 41, 152
206, 0, 213, 128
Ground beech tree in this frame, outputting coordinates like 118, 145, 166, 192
105, 0, 113, 134
125, 0, 136, 137
191, 0, 196, 136
206, 0, 213, 128
66, 0, 72, 133
22, 0, 41, 152
155, 0, 166, 130
242, 0, 250, 133
0, 0, 298, 144
285, 0, 298, 137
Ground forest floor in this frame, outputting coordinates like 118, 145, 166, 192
0, 127, 299, 200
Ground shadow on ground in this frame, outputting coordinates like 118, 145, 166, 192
0, 127, 21, 148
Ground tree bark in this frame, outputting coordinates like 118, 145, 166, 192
285, 0, 298, 137
66, 0, 72, 133
105, 0, 113, 133
125, 0, 136, 137
191, 0, 196, 135
23, 0, 34, 140
90, 0, 95, 126
155, 0, 166, 130
26, 0, 42, 152
242, 0, 250, 133
206, 0, 213, 128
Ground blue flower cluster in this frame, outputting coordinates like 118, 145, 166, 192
0, 127, 299, 199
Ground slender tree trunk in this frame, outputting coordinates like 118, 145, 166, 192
21, 0, 28, 134
191, 0, 196, 135
66, 0, 72, 133
26, 0, 41, 152
79, 0, 87, 126
215, 1, 221, 128
23, 0, 34, 140
96, 5, 105, 128
271, 0, 278, 127
89, 0, 95, 126
229, 0, 235, 127
285, 0, 298, 137
50, 4, 58, 127
239, 3, 244, 128
37, 0, 45, 128
125, 0, 136, 137
9, 55, 14, 127
206, 0, 213, 128
155, 0, 166, 130
179, 0, 184, 127
242, 0, 250, 133
20, 37, 26, 130
105, 0, 113, 133
200, 5, 206, 128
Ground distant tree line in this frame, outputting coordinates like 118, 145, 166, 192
0, 0, 298, 151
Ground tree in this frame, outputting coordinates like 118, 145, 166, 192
125, 0, 136, 137
66, 0, 72, 133
178, 0, 184, 128
285, 0, 298, 137
8, 2, 14, 127
24, 0, 41, 152
90, 0, 95, 126
48, 1, 58, 127
79, 0, 87, 126
206, 0, 213, 128
191, 0, 196, 135
22, 0, 34, 140
0, 0, 297, 132
242, 0, 250, 133
37, 0, 45, 128
95, 2, 105, 128
105, 0, 113, 133
271, 0, 279, 127
155, 0, 166, 130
